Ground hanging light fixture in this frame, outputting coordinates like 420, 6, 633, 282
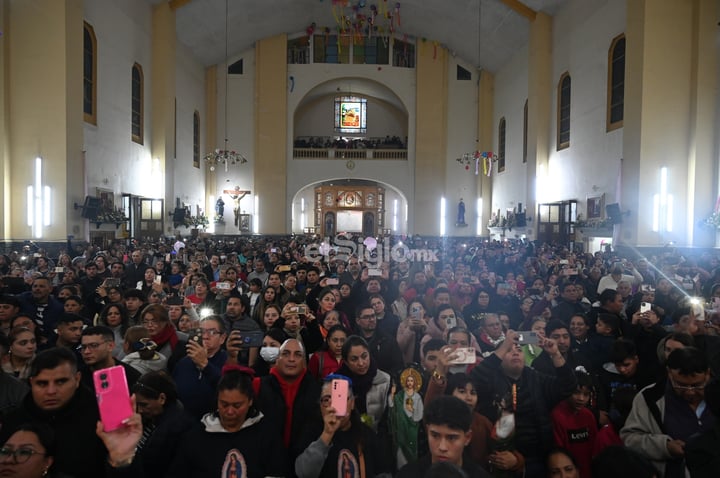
205, 0, 247, 172
456, 0, 496, 176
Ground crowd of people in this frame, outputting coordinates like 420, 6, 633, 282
0, 233, 719, 478
293, 135, 406, 149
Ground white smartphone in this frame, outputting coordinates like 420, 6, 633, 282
448, 347, 476, 365
640, 302, 651, 313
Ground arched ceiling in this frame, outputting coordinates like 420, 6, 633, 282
150, 0, 569, 73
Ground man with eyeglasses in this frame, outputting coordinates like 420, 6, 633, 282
353, 304, 403, 375
172, 315, 228, 420
622, 347, 716, 478
0, 348, 107, 478
78, 325, 140, 393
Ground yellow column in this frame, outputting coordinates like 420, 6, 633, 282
151, 3, 176, 227
0, 0, 9, 239
414, 41, 448, 235
623, 0, 701, 246
7, 0, 83, 240
526, 12, 552, 234
254, 34, 288, 234
477, 71, 494, 231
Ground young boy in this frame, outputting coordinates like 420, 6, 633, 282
551, 370, 597, 478
397, 395, 491, 478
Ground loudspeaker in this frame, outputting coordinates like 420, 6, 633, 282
606, 203, 623, 224
515, 212, 526, 227
172, 208, 187, 223
81, 196, 101, 220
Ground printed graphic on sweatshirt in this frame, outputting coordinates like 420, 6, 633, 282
337, 449, 359, 478
221, 449, 246, 478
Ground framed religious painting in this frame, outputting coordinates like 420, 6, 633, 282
586, 194, 604, 219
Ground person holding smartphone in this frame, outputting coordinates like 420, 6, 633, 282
295, 375, 389, 478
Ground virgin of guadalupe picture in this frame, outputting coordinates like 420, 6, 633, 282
337, 449, 359, 478
389, 367, 424, 467
221, 449, 246, 478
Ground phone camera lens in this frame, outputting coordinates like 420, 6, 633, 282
101, 381, 109, 389
99, 373, 107, 380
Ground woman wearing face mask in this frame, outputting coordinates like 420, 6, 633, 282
308, 325, 348, 381
253, 328, 289, 377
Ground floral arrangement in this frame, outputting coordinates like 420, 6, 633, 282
96, 208, 129, 224
213, 214, 225, 225
487, 211, 516, 229
184, 215, 209, 229
702, 212, 720, 229
576, 214, 614, 228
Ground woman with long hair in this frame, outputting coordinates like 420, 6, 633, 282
308, 325, 348, 381
166, 366, 287, 477
295, 374, 388, 478
1, 327, 37, 379
252, 286, 280, 326
97, 302, 131, 360
336, 336, 391, 433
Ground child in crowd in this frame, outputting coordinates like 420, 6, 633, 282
551, 370, 597, 478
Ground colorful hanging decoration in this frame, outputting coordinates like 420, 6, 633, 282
456, 151, 497, 176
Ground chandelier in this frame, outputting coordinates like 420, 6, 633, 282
204, 0, 246, 173
205, 148, 247, 172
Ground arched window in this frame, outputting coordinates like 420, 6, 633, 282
498, 117, 506, 173
83, 22, 97, 125
523, 99, 528, 163
131, 63, 144, 144
557, 72, 571, 150
193, 111, 200, 168
607, 34, 625, 131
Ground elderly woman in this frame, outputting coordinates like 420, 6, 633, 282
140, 304, 188, 360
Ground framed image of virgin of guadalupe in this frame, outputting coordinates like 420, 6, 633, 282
587, 195, 604, 219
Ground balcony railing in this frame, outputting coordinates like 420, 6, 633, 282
293, 148, 407, 160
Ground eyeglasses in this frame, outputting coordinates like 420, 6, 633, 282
77, 341, 108, 351
200, 329, 222, 336
358, 314, 376, 321
142, 319, 160, 326
670, 377, 708, 392
0, 447, 46, 464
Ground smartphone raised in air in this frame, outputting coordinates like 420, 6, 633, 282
330, 378, 349, 416
93, 365, 133, 432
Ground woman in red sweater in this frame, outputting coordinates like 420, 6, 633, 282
308, 325, 347, 381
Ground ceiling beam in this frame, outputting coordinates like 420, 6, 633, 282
501, 0, 537, 21
168, 0, 193, 11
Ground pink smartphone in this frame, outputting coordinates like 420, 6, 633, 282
93, 365, 133, 431
330, 378, 349, 416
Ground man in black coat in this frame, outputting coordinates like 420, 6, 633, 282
0, 348, 107, 478
354, 303, 404, 376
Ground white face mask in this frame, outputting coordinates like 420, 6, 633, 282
260, 346, 280, 363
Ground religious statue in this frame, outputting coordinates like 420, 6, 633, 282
215, 197, 225, 217
223, 186, 250, 229
389, 367, 424, 467
457, 198, 466, 225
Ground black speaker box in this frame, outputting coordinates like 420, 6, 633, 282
515, 212, 526, 227
606, 203, 622, 224
81, 196, 101, 220
173, 208, 187, 223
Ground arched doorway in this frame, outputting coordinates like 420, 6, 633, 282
291, 179, 407, 236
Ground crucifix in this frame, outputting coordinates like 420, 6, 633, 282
223, 186, 251, 227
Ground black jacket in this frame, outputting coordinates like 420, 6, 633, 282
0, 386, 106, 478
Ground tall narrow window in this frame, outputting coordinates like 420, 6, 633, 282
607, 34, 625, 131
498, 117, 506, 173
193, 111, 200, 168
557, 73, 571, 150
83, 22, 97, 125
131, 63, 144, 144
522, 99, 528, 163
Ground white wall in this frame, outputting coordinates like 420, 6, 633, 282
492, 44, 529, 218
173, 41, 207, 220
445, 57, 483, 236
83, 0, 155, 202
